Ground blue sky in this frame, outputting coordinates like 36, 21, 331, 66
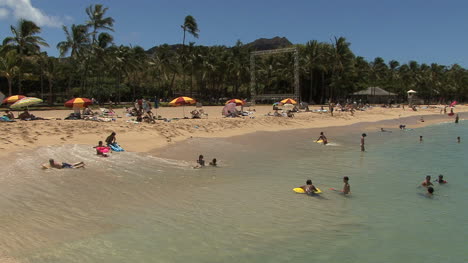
0, 0, 467, 67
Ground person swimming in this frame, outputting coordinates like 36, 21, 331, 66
421, 175, 434, 187
399, 124, 406, 130
43, 159, 85, 169
300, 179, 318, 194
316, 132, 328, 145
426, 186, 434, 197
194, 155, 206, 168
209, 158, 217, 166
435, 174, 447, 184
95, 141, 110, 156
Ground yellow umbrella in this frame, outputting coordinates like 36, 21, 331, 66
169, 96, 196, 117
225, 99, 245, 106
10, 97, 43, 109
280, 98, 297, 105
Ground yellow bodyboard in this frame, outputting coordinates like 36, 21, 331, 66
293, 187, 322, 194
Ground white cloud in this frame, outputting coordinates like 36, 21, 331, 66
0, 7, 8, 19
0, 0, 63, 27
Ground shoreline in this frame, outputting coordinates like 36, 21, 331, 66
0, 105, 463, 159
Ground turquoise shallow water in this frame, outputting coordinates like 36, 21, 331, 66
0, 121, 467, 263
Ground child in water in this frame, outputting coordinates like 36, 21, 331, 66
426, 187, 434, 197
435, 175, 447, 184
316, 132, 328, 145
209, 158, 217, 166
342, 176, 351, 195
300, 179, 318, 194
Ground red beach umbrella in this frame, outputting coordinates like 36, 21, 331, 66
226, 99, 245, 106
2, 95, 26, 105
65, 98, 92, 108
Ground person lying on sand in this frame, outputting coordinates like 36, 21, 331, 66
300, 179, 318, 194
42, 159, 85, 169
4, 110, 14, 119
18, 110, 45, 121
421, 175, 433, 188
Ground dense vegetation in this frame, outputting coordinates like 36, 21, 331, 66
1, 4, 467, 105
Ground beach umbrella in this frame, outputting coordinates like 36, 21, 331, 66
10, 97, 43, 109
280, 98, 297, 105
2, 95, 25, 105
169, 96, 196, 117
407, 90, 417, 94
450, 101, 457, 107
225, 99, 245, 106
64, 97, 92, 108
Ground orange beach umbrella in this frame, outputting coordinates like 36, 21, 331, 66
280, 98, 297, 105
225, 99, 245, 106
65, 98, 92, 108
2, 95, 25, 105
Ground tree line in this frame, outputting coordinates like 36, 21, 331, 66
1, 4, 467, 105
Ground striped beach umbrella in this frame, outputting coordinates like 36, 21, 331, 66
226, 99, 245, 106
10, 97, 43, 109
280, 98, 297, 105
169, 96, 196, 117
2, 95, 25, 105
169, 96, 196, 106
65, 97, 92, 108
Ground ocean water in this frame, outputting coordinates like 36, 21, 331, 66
0, 121, 467, 263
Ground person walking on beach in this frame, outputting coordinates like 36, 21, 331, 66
105, 132, 117, 146
329, 103, 334, 117
455, 114, 459, 123
360, 133, 367, 152
421, 175, 433, 188
316, 132, 328, 145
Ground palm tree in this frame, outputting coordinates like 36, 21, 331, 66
3, 19, 49, 94
181, 15, 199, 94
57, 24, 89, 96
329, 37, 355, 100
0, 49, 19, 96
85, 4, 114, 45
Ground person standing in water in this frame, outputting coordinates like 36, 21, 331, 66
342, 176, 351, 195
457, 136, 461, 143
421, 175, 434, 188
435, 175, 447, 184
316, 132, 328, 145
419, 136, 423, 142
360, 133, 367, 152
455, 114, 459, 123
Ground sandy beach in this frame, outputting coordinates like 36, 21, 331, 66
0, 105, 463, 158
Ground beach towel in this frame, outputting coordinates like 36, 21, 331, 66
109, 143, 125, 152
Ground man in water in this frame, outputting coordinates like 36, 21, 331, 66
435, 175, 447, 184
43, 159, 85, 169
420, 136, 423, 142
342, 176, 351, 195
105, 132, 116, 146
300, 179, 318, 194
360, 133, 367, 152
194, 155, 205, 168
421, 175, 434, 187
457, 136, 461, 143
316, 132, 328, 145
455, 114, 459, 123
